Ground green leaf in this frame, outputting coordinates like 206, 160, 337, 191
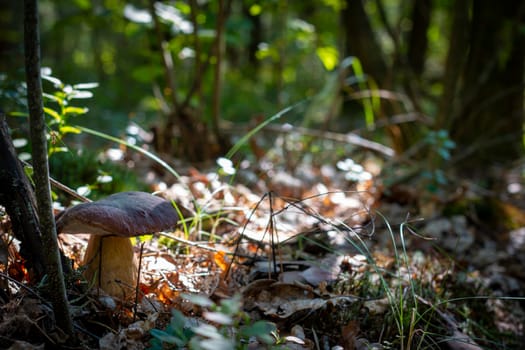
203, 311, 233, 326
240, 321, 276, 344
443, 139, 456, 149
41, 74, 63, 87
24, 164, 34, 178
49, 146, 69, 154
64, 106, 88, 115
150, 329, 186, 346
249, 4, 262, 16
73, 0, 92, 10
73, 82, 99, 89
192, 323, 222, 339
316, 46, 339, 71
43, 93, 63, 104
437, 148, 450, 160
69, 90, 93, 99
44, 107, 62, 121
59, 125, 82, 134
218, 294, 241, 315
8, 111, 29, 118
198, 337, 235, 350
183, 293, 214, 308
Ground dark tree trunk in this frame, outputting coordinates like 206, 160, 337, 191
0, 113, 45, 278
341, 0, 388, 86
435, 0, 470, 130
242, 2, 262, 68
407, 0, 431, 76
450, 0, 525, 174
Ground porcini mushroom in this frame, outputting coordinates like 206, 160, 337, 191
56, 191, 180, 299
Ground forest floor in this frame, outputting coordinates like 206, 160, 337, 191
1, 140, 524, 349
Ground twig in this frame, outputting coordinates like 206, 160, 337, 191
237, 122, 396, 157
133, 242, 145, 322
49, 177, 91, 203
21, 160, 91, 203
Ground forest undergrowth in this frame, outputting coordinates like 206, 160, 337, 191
1, 130, 524, 349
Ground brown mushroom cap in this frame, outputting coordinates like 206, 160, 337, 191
56, 191, 180, 236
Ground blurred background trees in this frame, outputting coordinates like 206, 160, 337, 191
1, 0, 524, 199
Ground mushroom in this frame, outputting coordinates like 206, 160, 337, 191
56, 191, 180, 299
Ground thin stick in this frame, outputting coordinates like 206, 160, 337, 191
133, 241, 145, 322
49, 176, 91, 202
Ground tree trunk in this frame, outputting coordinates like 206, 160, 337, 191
407, 0, 431, 76
450, 0, 525, 175
342, 0, 388, 86
435, 0, 470, 130
148, 0, 227, 162
24, 0, 75, 339
0, 114, 45, 278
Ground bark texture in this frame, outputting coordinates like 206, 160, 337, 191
24, 0, 75, 338
0, 114, 45, 278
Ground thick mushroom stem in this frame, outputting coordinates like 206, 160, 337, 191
83, 236, 138, 299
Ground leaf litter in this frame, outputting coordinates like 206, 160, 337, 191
0, 151, 524, 349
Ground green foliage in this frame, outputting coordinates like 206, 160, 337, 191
424, 130, 456, 161
7, 70, 150, 200
422, 129, 456, 192
40, 69, 98, 156
148, 294, 276, 350
48, 149, 149, 202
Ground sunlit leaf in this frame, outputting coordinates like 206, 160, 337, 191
73, 82, 99, 89
197, 337, 235, 350
76, 186, 91, 196
43, 93, 62, 104
249, 4, 262, 16
155, 2, 193, 34
183, 293, 214, 307
96, 174, 113, 183
49, 146, 69, 154
342, 56, 376, 128
64, 106, 88, 115
13, 138, 28, 148
59, 125, 82, 134
203, 311, 233, 325
69, 90, 93, 99
41, 74, 63, 87
192, 323, 222, 339
124, 4, 152, 24
316, 46, 339, 71
44, 107, 62, 121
